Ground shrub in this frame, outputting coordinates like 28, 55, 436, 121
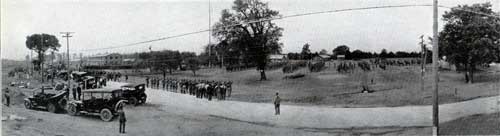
283, 73, 305, 79
309, 61, 325, 72
282, 61, 307, 73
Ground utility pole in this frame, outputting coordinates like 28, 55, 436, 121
208, 0, 212, 68
432, 0, 439, 135
41, 34, 44, 83
61, 32, 74, 97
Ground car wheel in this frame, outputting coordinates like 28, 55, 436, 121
100, 108, 113, 122
67, 104, 78, 116
48, 103, 57, 113
58, 98, 68, 110
24, 100, 33, 109
128, 97, 138, 106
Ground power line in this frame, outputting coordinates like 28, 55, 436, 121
80, 4, 435, 52
79, 4, 499, 52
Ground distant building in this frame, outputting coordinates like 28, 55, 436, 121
83, 53, 124, 66
269, 54, 287, 62
336, 55, 346, 60
105, 53, 123, 65
313, 54, 331, 61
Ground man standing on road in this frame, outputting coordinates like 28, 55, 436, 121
125, 75, 128, 81
77, 84, 82, 100
145, 77, 150, 88
72, 87, 77, 100
118, 105, 127, 134
273, 92, 281, 115
4, 87, 10, 107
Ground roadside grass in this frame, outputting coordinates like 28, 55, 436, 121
440, 112, 500, 135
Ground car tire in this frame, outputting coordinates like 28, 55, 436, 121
24, 100, 33, 109
128, 97, 138, 106
48, 103, 57, 113
100, 108, 113, 122
58, 98, 68, 110
67, 103, 78, 116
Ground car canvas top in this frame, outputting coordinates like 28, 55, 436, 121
82, 89, 122, 93
121, 83, 145, 88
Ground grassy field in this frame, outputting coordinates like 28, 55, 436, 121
440, 112, 500, 135
3, 59, 499, 107
118, 62, 500, 107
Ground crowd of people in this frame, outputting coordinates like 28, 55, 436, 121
145, 77, 233, 101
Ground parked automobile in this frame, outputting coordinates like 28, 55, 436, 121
66, 89, 127, 121
120, 83, 147, 106
24, 86, 68, 113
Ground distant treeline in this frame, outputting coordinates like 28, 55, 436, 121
287, 45, 431, 60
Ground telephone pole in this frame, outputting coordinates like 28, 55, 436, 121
61, 32, 74, 94
432, 0, 439, 135
208, 0, 212, 68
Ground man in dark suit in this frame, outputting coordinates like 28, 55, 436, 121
118, 105, 127, 133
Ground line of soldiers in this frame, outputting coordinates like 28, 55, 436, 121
106, 72, 123, 82
146, 77, 233, 101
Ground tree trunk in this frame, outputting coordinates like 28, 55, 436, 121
468, 63, 474, 84
260, 70, 267, 81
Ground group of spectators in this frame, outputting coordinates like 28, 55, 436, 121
145, 77, 233, 101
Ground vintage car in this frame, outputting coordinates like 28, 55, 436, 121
24, 86, 68, 113
120, 83, 147, 106
66, 89, 127, 121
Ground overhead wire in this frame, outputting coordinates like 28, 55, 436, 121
79, 4, 499, 53
79, 4, 436, 52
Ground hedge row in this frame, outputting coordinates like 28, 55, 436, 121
309, 61, 325, 72
282, 61, 307, 73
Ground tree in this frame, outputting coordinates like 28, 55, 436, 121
186, 57, 200, 76
332, 45, 350, 55
301, 43, 311, 59
319, 49, 328, 55
25, 33, 61, 82
212, 0, 283, 81
439, 2, 500, 83
380, 49, 388, 58
151, 50, 182, 79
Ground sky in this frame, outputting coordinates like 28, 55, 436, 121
1, 0, 499, 60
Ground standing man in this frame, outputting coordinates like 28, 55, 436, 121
4, 87, 10, 107
72, 87, 77, 100
118, 105, 127, 134
125, 75, 128, 81
145, 77, 150, 88
65, 85, 70, 99
273, 92, 281, 115
76, 84, 82, 100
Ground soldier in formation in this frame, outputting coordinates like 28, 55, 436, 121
145, 77, 233, 101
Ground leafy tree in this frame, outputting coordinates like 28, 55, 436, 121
439, 2, 500, 83
333, 45, 350, 55
25, 33, 61, 82
151, 50, 182, 79
319, 49, 328, 55
186, 57, 200, 76
212, 0, 283, 81
301, 43, 311, 59
388, 52, 396, 58
380, 49, 388, 58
